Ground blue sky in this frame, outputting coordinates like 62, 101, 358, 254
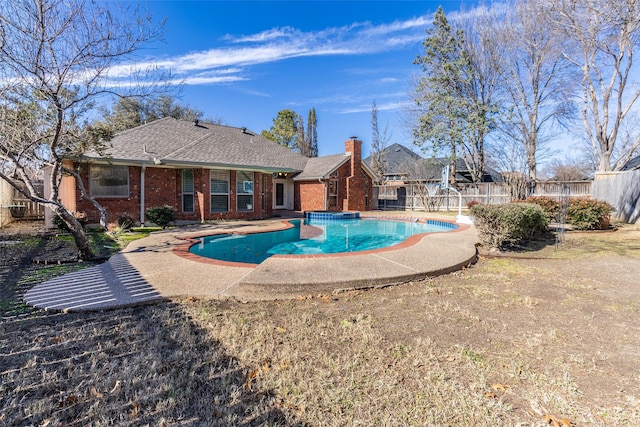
115, 0, 478, 158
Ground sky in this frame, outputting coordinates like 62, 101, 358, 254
114, 0, 479, 158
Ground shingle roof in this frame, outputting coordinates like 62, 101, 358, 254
292, 154, 350, 181
363, 143, 502, 183
83, 117, 309, 172
363, 143, 422, 175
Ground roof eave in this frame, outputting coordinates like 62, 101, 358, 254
76, 156, 303, 173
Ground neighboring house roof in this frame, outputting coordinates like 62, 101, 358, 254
293, 154, 350, 181
82, 117, 309, 172
621, 155, 640, 171
364, 143, 502, 183
363, 143, 422, 175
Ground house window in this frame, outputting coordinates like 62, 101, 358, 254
182, 169, 194, 213
90, 165, 129, 197
364, 173, 370, 208
328, 171, 338, 208
236, 171, 253, 212
210, 170, 229, 212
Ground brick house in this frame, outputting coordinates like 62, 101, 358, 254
46, 118, 374, 226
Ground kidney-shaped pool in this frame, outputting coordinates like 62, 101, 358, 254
188, 218, 457, 265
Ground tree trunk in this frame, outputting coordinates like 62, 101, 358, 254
69, 223, 95, 260
55, 207, 95, 260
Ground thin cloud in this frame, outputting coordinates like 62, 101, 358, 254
105, 13, 435, 87
229, 26, 300, 43
378, 77, 401, 83
338, 100, 408, 114
178, 75, 247, 85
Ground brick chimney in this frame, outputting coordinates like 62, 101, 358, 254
344, 137, 365, 211
344, 137, 362, 175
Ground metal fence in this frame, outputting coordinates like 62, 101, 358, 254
374, 181, 592, 212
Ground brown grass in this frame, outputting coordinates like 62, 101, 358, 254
2, 222, 640, 425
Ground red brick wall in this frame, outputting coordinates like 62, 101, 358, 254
74, 164, 273, 225
295, 138, 374, 212
75, 164, 147, 224
343, 139, 373, 211
335, 161, 350, 211
344, 169, 373, 211
295, 181, 326, 211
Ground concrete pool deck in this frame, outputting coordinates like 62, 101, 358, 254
24, 212, 479, 311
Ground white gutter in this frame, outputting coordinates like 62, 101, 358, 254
140, 163, 146, 226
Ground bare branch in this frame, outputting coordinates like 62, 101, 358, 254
0, 0, 166, 259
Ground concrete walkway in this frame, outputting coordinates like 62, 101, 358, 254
24, 213, 478, 311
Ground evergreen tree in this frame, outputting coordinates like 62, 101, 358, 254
262, 108, 318, 156
307, 107, 318, 157
261, 109, 298, 149
100, 95, 207, 133
296, 114, 308, 156
413, 6, 473, 185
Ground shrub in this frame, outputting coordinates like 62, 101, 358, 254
471, 203, 548, 249
116, 214, 136, 231
566, 198, 614, 230
52, 211, 88, 232
145, 205, 177, 229
466, 200, 480, 210
520, 196, 559, 222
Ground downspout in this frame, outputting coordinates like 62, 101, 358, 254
140, 163, 146, 226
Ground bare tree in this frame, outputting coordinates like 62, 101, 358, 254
493, 0, 575, 182
0, 0, 165, 259
369, 100, 389, 184
403, 157, 444, 211
547, 0, 640, 171
543, 156, 592, 180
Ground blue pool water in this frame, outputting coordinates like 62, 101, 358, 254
189, 218, 456, 264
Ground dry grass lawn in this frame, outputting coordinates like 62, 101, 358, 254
1, 221, 640, 426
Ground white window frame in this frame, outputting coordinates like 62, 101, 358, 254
328, 170, 339, 208
182, 169, 194, 213
210, 170, 229, 213
236, 171, 254, 212
90, 165, 129, 198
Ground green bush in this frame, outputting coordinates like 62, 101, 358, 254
145, 205, 177, 229
520, 196, 560, 222
471, 203, 548, 249
52, 211, 88, 232
566, 198, 614, 230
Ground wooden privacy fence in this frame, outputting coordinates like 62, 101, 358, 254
592, 171, 640, 223
0, 180, 45, 226
374, 181, 592, 212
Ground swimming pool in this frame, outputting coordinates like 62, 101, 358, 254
189, 218, 457, 264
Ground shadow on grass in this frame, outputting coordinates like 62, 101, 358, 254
0, 234, 108, 320
1, 301, 305, 426
1, 236, 304, 426
477, 231, 560, 257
